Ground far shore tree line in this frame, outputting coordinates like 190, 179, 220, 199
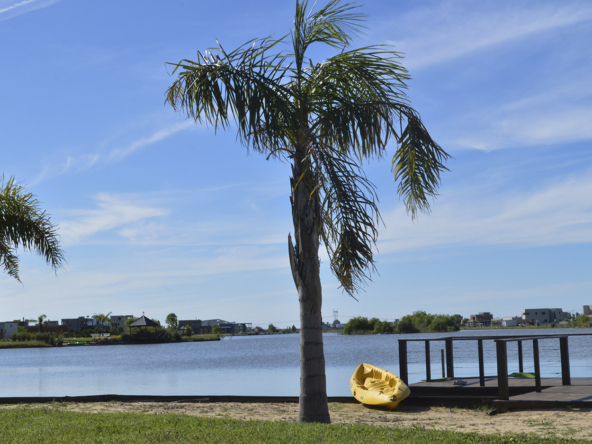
343, 311, 462, 335
343, 311, 592, 334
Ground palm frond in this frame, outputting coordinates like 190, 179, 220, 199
292, 0, 365, 67
307, 138, 380, 295
307, 47, 410, 156
0, 238, 20, 282
392, 110, 450, 218
165, 37, 297, 153
0, 177, 65, 281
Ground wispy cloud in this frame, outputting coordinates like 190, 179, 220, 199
379, 170, 592, 253
59, 193, 169, 246
454, 108, 592, 151
31, 120, 195, 185
388, 2, 592, 69
57, 183, 291, 248
0, 0, 64, 22
107, 120, 194, 161
451, 79, 592, 151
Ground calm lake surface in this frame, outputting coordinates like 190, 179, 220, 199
1, 329, 591, 397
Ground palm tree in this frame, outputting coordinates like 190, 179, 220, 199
0, 176, 65, 282
37, 314, 47, 333
93, 312, 112, 336
165, 0, 449, 423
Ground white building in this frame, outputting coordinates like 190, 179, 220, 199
502, 317, 521, 327
522, 308, 566, 325
0, 321, 20, 339
109, 315, 135, 329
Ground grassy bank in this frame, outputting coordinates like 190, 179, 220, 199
0, 340, 52, 349
63, 337, 95, 343
1, 334, 220, 349
0, 408, 585, 444
184, 334, 220, 342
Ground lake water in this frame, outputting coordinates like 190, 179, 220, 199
1, 329, 591, 397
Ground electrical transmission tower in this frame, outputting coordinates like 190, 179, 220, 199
333, 310, 339, 322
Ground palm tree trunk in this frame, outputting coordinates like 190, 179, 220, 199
289, 146, 331, 424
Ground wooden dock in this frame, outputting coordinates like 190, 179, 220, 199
407, 377, 592, 408
399, 333, 592, 411
493, 378, 592, 409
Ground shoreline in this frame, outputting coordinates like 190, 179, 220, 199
0, 335, 221, 349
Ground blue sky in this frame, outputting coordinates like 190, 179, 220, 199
1, 0, 591, 327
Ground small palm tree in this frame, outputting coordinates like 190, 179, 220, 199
0, 176, 64, 281
93, 312, 112, 336
37, 314, 47, 333
166, 0, 449, 423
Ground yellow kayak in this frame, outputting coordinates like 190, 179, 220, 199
350, 363, 410, 410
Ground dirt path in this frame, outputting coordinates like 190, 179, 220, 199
2, 402, 591, 440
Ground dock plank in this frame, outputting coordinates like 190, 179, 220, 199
412, 377, 592, 409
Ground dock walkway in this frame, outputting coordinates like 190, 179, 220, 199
407, 377, 592, 408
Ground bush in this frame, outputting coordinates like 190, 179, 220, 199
344, 317, 396, 334
396, 316, 419, 333
373, 320, 395, 334
396, 312, 461, 334
120, 333, 132, 342
343, 317, 372, 334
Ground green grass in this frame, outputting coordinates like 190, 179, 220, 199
0, 408, 587, 444
63, 337, 95, 342
183, 334, 220, 341
0, 341, 51, 349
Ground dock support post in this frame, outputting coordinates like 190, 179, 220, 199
533, 339, 541, 393
398, 340, 408, 385
517, 340, 524, 373
559, 336, 571, 386
478, 339, 485, 387
445, 338, 454, 379
425, 340, 431, 382
440, 349, 445, 379
495, 340, 509, 402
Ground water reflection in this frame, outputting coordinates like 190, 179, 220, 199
0, 329, 590, 397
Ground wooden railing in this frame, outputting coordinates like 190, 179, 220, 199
493, 335, 571, 400
398, 333, 592, 399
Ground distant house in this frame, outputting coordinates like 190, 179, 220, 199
179, 320, 207, 334
27, 320, 68, 334
522, 308, 566, 325
467, 312, 493, 327
180, 319, 252, 334
502, 317, 521, 327
61, 316, 95, 332
110, 315, 135, 330
253, 326, 264, 333
584, 305, 592, 316
0, 321, 19, 339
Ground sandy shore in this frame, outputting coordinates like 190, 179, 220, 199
2, 401, 591, 440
